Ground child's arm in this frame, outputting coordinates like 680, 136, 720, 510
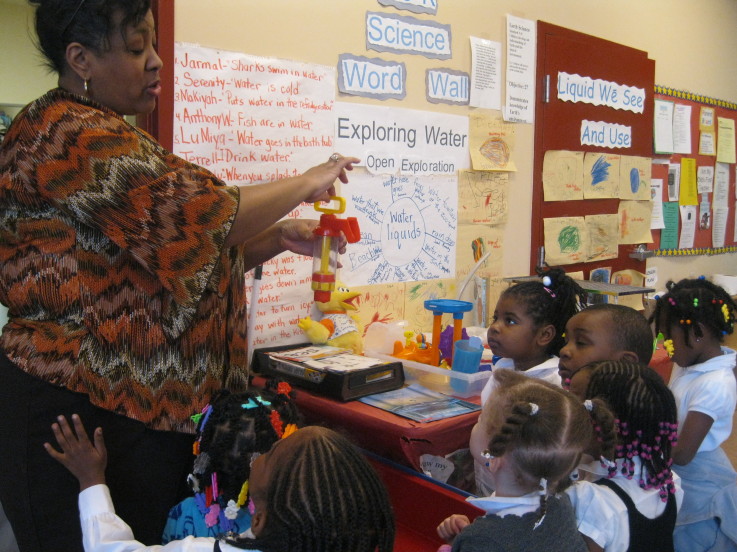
672, 410, 713, 466
44, 414, 107, 491
437, 514, 470, 543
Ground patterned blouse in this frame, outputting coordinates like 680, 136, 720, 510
0, 89, 248, 432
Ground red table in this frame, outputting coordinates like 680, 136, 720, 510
252, 375, 479, 473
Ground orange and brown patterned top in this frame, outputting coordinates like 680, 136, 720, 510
0, 89, 249, 432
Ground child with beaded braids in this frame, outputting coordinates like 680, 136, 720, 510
566, 360, 682, 552
441, 369, 616, 552
162, 382, 301, 543
649, 277, 737, 552
46, 417, 395, 552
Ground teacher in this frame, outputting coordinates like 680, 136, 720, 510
0, 1, 358, 551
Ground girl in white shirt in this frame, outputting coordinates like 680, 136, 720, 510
568, 360, 682, 552
45, 416, 395, 552
650, 277, 737, 552
439, 369, 617, 552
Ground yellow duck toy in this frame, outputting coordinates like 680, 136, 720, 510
298, 283, 363, 354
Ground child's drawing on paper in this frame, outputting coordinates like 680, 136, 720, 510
543, 216, 590, 265
619, 155, 651, 200
583, 152, 620, 198
542, 150, 584, 201
457, 170, 508, 224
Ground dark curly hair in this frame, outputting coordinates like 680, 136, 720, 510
501, 266, 587, 356
30, 0, 151, 74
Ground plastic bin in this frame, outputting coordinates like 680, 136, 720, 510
367, 351, 491, 398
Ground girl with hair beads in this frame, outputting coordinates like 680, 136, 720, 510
650, 277, 737, 552
567, 360, 682, 552
163, 383, 301, 543
442, 370, 616, 552
46, 417, 395, 552
481, 266, 586, 403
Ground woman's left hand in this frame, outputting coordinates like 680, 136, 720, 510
301, 154, 360, 204
277, 219, 347, 258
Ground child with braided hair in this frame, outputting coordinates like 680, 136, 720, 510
649, 277, 737, 552
481, 266, 587, 403
45, 416, 395, 552
472, 267, 587, 495
441, 369, 616, 552
566, 360, 682, 552
163, 382, 301, 543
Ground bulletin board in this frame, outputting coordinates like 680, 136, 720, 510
648, 86, 737, 257
531, 21, 655, 278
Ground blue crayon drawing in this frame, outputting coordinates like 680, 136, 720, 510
590, 156, 611, 186
629, 167, 640, 194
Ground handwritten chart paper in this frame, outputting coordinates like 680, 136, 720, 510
173, 43, 336, 347
343, 172, 458, 286
457, 170, 508, 225
583, 152, 620, 199
544, 217, 589, 265
542, 150, 584, 201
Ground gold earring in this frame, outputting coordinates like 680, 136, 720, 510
84, 79, 90, 97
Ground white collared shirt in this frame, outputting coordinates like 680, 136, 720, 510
79, 485, 256, 552
480, 356, 561, 405
669, 347, 737, 452
467, 491, 542, 517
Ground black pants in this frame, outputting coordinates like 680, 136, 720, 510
0, 352, 195, 552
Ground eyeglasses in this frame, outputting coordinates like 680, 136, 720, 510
61, 0, 87, 36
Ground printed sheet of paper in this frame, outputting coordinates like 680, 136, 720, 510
667, 163, 681, 201
713, 208, 728, 248
673, 104, 692, 154
619, 155, 651, 200
678, 205, 697, 249
699, 107, 716, 156
650, 179, 666, 229
619, 200, 653, 244
469, 36, 501, 110
457, 170, 508, 224
583, 153, 620, 199
697, 165, 714, 194
544, 217, 590, 265
542, 150, 584, 201
343, 171, 458, 286
654, 99, 674, 154
504, 15, 536, 124
660, 202, 680, 250
717, 117, 737, 164
469, 113, 517, 171
715, 163, 730, 205
585, 214, 619, 261
679, 158, 698, 206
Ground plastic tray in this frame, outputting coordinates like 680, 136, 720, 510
367, 351, 491, 398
